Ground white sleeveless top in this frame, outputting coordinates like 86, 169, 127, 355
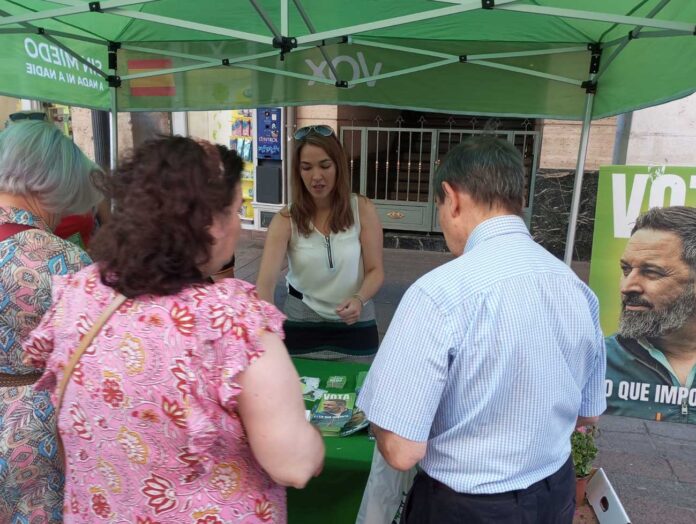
286, 194, 363, 320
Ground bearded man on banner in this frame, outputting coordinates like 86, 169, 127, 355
606, 206, 696, 423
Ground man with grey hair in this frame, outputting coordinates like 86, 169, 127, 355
606, 206, 696, 423
358, 136, 606, 523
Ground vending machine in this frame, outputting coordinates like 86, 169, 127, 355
253, 107, 285, 230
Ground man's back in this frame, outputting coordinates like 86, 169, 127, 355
359, 216, 606, 493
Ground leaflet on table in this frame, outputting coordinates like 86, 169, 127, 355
327, 375, 347, 389
339, 406, 369, 437
311, 392, 356, 436
299, 373, 371, 436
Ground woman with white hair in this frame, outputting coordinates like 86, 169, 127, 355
0, 120, 102, 523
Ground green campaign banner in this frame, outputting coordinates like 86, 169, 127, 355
0, 34, 108, 109
115, 41, 588, 116
589, 165, 696, 423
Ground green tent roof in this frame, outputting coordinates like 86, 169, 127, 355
0, 0, 694, 118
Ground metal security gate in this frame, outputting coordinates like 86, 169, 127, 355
342, 122, 435, 231
341, 120, 541, 232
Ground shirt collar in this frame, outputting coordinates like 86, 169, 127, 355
464, 215, 530, 253
638, 337, 696, 389
0, 206, 51, 231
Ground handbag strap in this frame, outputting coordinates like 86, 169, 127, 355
55, 293, 128, 417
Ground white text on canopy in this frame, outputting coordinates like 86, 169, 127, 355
23, 37, 105, 91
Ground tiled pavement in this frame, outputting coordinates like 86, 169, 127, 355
236, 229, 696, 524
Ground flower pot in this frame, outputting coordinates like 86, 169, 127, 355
575, 474, 590, 506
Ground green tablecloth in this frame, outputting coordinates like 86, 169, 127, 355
288, 358, 375, 524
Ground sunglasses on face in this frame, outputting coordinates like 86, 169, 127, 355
9, 112, 47, 122
293, 125, 335, 140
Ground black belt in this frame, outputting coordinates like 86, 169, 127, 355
288, 283, 304, 300
421, 455, 574, 500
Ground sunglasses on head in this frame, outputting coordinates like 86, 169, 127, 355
9, 112, 47, 122
293, 125, 335, 140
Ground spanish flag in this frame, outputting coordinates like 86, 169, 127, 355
127, 59, 176, 96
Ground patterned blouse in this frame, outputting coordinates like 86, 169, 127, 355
0, 206, 91, 374
25, 264, 287, 523
0, 206, 91, 524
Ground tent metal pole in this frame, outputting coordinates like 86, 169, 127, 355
121, 62, 221, 80
0, 28, 106, 45
121, 45, 307, 64
563, 86, 595, 266
234, 63, 338, 85
295, 0, 519, 45
119, 47, 326, 84
43, 0, 263, 41
285, 105, 295, 204
347, 56, 583, 88
111, 10, 273, 44
603, 29, 691, 46
469, 60, 583, 87
597, 0, 672, 42
498, 4, 693, 33
353, 38, 586, 61
351, 38, 458, 59
109, 86, 118, 171
292, 0, 342, 83
281, 0, 289, 35
597, 39, 630, 79
0, 7, 107, 45
108, 43, 119, 172
597, 0, 673, 81
121, 44, 221, 63
468, 47, 588, 60
350, 58, 459, 86
0, 0, 157, 27
249, 0, 281, 38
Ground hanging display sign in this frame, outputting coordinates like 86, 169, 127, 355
256, 107, 282, 160
589, 165, 696, 424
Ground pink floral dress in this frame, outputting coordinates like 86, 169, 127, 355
24, 264, 287, 523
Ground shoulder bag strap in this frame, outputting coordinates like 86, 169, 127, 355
54, 293, 128, 417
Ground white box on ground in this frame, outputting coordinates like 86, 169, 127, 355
586, 468, 631, 524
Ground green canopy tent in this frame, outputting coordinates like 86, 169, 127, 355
1, 0, 695, 263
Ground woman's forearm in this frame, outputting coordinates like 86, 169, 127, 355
255, 276, 275, 304
356, 267, 384, 303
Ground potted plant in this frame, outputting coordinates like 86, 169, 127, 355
572, 425, 598, 504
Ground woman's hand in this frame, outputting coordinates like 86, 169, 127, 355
335, 296, 362, 325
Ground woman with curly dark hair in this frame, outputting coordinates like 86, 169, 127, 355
24, 136, 324, 523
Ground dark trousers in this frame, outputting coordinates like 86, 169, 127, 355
400, 456, 576, 524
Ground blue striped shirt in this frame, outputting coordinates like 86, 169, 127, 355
358, 215, 606, 494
